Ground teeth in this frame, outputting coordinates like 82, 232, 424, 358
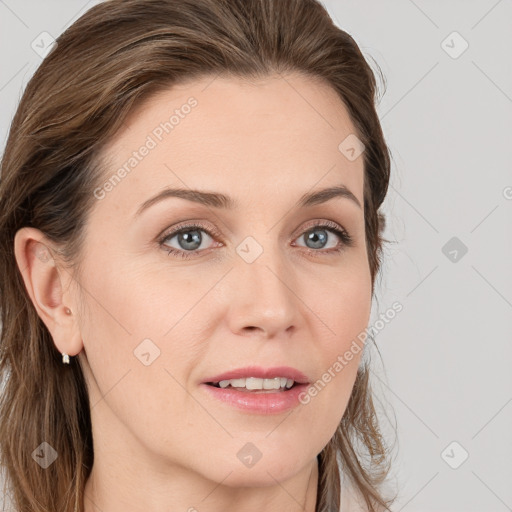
217, 377, 295, 390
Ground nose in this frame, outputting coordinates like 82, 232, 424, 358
226, 241, 302, 339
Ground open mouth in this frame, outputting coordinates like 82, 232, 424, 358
205, 377, 302, 392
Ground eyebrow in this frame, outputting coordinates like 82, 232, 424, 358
134, 184, 362, 217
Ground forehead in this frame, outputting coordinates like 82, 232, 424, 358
94, 73, 364, 216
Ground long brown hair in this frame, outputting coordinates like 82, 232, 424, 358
0, 0, 396, 510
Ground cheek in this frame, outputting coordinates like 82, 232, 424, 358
304, 260, 371, 415
312, 256, 372, 351
78, 282, 199, 451
78, 260, 207, 412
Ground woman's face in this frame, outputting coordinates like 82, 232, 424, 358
72, 73, 372, 486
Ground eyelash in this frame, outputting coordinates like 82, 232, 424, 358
157, 220, 354, 260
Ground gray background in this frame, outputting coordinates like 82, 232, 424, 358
1, 1, 511, 511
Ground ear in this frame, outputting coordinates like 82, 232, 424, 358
13, 227, 84, 358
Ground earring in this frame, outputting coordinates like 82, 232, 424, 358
62, 353, 70, 364
65, 307, 72, 315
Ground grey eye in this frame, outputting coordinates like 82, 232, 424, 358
163, 228, 214, 252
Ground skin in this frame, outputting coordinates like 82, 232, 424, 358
14, 73, 372, 512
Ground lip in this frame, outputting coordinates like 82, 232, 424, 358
200, 382, 310, 414
202, 365, 310, 385
200, 365, 311, 415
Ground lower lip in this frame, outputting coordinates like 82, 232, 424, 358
200, 383, 310, 414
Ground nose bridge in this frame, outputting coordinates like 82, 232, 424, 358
236, 230, 288, 285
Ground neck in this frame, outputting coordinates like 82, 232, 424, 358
83, 455, 319, 512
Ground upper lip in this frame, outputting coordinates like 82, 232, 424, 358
203, 366, 310, 385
